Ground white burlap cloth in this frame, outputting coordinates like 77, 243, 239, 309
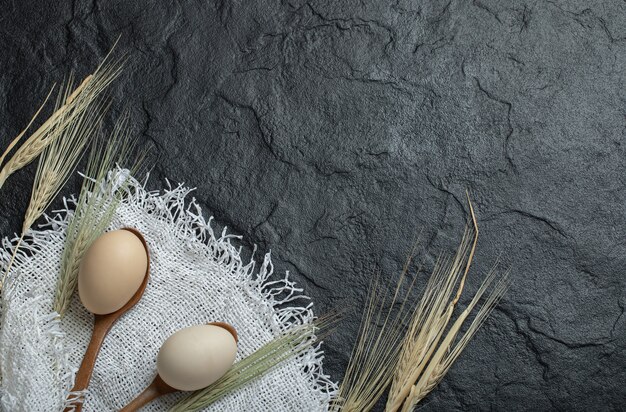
0, 172, 335, 411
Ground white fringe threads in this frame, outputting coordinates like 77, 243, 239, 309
0, 170, 337, 411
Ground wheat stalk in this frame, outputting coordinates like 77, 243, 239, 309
170, 317, 335, 412
385, 218, 477, 411
399, 266, 510, 411
53, 111, 146, 316
332, 199, 477, 412
330, 262, 419, 412
331, 194, 509, 412
0, 55, 123, 292
384, 194, 509, 412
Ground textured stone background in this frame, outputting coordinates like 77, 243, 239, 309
1, 1, 625, 410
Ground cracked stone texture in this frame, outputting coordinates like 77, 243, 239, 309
1, 0, 625, 410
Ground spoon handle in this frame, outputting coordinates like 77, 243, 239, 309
120, 375, 177, 412
64, 314, 117, 412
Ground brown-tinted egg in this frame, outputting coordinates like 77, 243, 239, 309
78, 229, 148, 314
157, 324, 238, 391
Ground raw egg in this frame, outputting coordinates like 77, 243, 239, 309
157, 324, 238, 391
78, 229, 148, 314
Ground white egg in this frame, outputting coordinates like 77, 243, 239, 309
157, 324, 238, 391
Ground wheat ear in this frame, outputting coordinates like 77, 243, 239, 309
0, 56, 123, 292
400, 266, 510, 411
0, 84, 78, 189
331, 279, 410, 412
385, 194, 509, 412
330, 263, 420, 412
54, 111, 146, 316
385, 215, 477, 411
0, 37, 124, 190
0, 86, 56, 172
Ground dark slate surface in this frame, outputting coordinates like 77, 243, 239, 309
1, 1, 625, 410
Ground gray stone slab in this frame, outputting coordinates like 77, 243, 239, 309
1, 1, 625, 410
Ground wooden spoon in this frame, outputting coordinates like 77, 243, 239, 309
119, 322, 238, 412
65, 227, 150, 412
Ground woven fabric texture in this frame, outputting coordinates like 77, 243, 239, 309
0, 172, 335, 411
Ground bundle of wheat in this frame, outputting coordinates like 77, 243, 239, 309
334, 195, 510, 412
